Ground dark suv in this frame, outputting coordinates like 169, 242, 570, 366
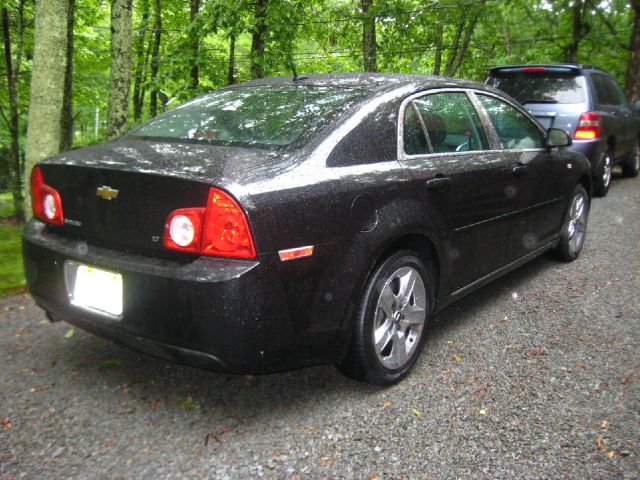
486, 64, 640, 196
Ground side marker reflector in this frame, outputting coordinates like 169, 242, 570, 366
278, 245, 314, 262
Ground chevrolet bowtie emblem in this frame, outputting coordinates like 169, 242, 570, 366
96, 186, 119, 200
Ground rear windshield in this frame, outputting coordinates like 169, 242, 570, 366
127, 86, 366, 148
487, 72, 586, 104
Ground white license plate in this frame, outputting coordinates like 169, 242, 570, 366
68, 263, 123, 317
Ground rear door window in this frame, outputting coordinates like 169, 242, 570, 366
403, 104, 430, 155
406, 92, 489, 154
487, 72, 585, 104
591, 74, 628, 107
476, 95, 545, 150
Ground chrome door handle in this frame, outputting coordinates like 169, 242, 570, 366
512, 165, 528, 178
425, 177, 451, 191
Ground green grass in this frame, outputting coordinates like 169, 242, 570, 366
0, 221, 25, 297
0, 192, 16, 218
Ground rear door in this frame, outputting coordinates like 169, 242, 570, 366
590, 73, 636, 159
472, 92, 567, 262
398, 89, 514, 292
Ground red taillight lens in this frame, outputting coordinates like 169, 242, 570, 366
574, 112, 601, 139
201, 188, 256, 259
522, 67, 547, 73
31, 166, 64, 225
163, 187, 256, 259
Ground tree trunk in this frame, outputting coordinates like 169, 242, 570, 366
228, 33, 236, 85
60, 0, 75, 152
433, 22, 443, 76
24, 0, 68, 220
2, 7, 25, 221
625, 0, 640, 104
450, 9, 482, 75
566, 0, 588, 62
444, 17, 464, 76
444, 2, 485, 77
361, 0, 377, 72
250, 0, 268, 79
190, 0, 199, 91
149, 0, 162, 117
106, 0, 133, 139
133, 0, 150, 121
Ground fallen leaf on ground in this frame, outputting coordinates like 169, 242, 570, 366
452, 354, 461, 363
479, 408, 487, 415
382, 401, 391, 407
597, 435, 607, 451
64, 328, 75, 338
104, 359, 124, 367
601, 419, 608, 428
412, 408, 422, 417
607, 451, 617, 459
176, 396, 200, 410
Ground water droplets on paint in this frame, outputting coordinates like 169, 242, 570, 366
522, 233, 537, 250
504, 185, 517, 199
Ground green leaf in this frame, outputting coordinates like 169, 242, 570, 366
104, 359, 124, 367
64, 328, 75, 338
176, 396, 201, 410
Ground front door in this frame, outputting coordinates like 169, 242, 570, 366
473, 93, 567, 262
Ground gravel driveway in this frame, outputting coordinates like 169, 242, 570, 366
1, 173, 639, 479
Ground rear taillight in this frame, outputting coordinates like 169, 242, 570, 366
522, 67, 547, 73
574, 112, 601, 139
30, 166, 64, 225
163, 187, 256, 259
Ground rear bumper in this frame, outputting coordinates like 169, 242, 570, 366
23, 221, 346, 374
569, 139, 607, 171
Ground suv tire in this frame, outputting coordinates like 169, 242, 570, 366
593, 150, 612, 197
622, 141, 640, 178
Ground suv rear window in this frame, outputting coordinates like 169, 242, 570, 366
487, 72, 586, 104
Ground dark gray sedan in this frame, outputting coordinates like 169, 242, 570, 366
24, 74, 591, 385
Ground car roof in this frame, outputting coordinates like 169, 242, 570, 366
489, 64, 608, 75
228, 73, 487, 95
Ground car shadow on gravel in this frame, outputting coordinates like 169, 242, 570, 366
34, 249, 562, 427
430, 253, 555, 339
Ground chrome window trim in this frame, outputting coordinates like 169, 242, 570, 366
397, 87, 547, 162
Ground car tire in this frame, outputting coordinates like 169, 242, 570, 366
554, 184, 589, 262
593, 150, 612, 197
622, 141, 640, 178
337, 250, 435, 386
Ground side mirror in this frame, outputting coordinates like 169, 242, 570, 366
546, 128, 572, 148
634, 100, 640, 112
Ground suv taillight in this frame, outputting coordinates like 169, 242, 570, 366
30, 166, 64, 225
574, 112, 601, 139
163, 187, 256, 259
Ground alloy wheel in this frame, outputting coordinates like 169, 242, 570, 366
602, 153, 612, 189
567, 191, 588, 255
373, 266, 427, 370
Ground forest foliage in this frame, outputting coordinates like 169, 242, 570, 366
1, 0, 638, 221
